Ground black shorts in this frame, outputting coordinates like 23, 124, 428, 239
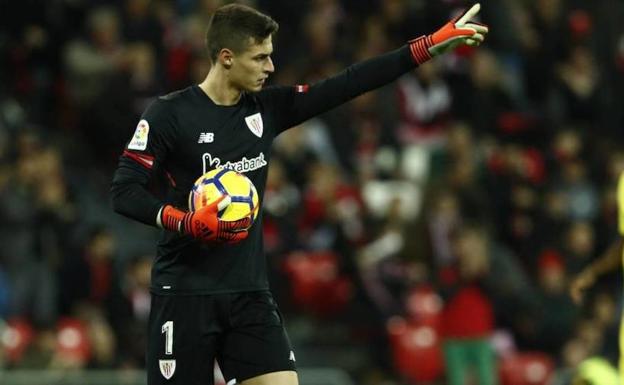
146, 290, 296, 385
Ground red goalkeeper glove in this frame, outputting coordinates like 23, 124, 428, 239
409, 3, 489, 65
159, 195, 251, 244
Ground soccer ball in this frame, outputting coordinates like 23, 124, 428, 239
188, 168, 259, 223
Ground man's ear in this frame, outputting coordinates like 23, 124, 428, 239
218, 49, 234, 69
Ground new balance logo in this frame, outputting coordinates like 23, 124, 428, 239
198, 132, 214, 143
289, 350, 296, 362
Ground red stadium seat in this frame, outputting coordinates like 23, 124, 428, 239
283, 251, 353, 317
387, 316, 444, 383
55, 317, 91, 365
1, 318, 34, 365
499, 352, 555, 385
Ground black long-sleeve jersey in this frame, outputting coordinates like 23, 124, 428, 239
111, 45, 417, 295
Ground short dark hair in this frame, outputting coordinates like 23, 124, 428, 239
206, 4, 278, 63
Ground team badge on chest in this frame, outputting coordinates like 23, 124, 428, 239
244, 113, 263, 138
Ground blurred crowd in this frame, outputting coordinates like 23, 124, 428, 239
2, 0, 624, 384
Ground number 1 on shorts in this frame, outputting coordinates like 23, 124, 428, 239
162, 321, 173, 355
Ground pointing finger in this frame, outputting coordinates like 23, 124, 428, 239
456, 3, 481, 27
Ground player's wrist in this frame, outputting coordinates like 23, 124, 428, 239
160, 204, 187, 233
408, 35, 434, 65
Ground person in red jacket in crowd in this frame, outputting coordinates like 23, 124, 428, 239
440, 223, 496, 385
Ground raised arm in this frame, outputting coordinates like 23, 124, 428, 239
569, 238, 623, 304
570, 171, 624, 303
269, 3, 488, 130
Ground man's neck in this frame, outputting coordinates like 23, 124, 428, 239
199, 67, 242, 106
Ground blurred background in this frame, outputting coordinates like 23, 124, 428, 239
1, 0, 624, 384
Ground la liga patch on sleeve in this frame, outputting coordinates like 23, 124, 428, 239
128, 119, 150, 150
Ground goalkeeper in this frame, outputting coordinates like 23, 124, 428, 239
111, 3, 488, 385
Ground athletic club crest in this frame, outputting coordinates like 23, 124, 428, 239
159, 359, 176, 379
244, 113, 263, 138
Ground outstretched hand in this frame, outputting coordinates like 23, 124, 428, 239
409, 3, 489, 64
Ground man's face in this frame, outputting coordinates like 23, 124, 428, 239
230, 35, 274, 92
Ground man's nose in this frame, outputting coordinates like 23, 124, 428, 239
265, 57, 274, 73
